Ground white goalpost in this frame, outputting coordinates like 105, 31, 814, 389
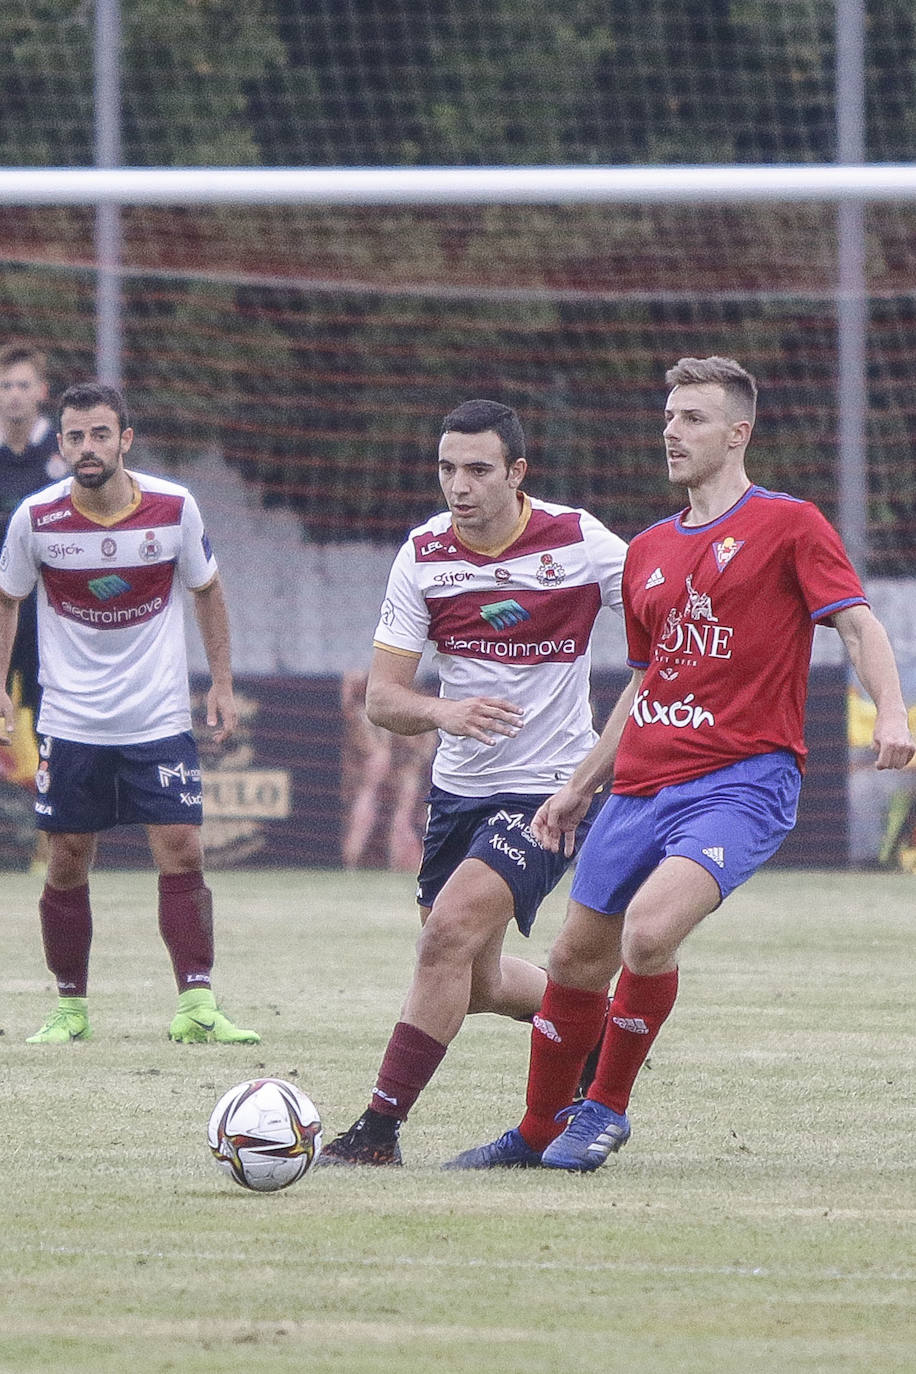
1, 162, 916, 204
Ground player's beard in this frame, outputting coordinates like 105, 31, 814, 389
73, 458, 118, 489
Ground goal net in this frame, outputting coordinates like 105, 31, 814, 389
0, 0, 914, 871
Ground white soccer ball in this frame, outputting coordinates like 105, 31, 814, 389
207, 1077, 322, 1191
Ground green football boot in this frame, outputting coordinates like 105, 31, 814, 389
168, 988, 260, 1045
26, 997, 91, 1044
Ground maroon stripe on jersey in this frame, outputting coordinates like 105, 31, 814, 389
30, 490, 185, 534
428, 583, 600, 663
31, 495, 79, 532
413, 530, 461, 563
509, 508, 586, 558
103, 491, 185, 530
412, 508, 585, 566
42, 561, 176, 630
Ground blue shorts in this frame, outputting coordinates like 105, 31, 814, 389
570, 751, 801, 915
34, 732, 204, 832
417, 785, 605, 937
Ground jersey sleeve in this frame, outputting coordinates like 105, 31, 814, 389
0, 500, 40, 599
790, 503, 868, 621
621, 547, 652, 667
372, 539, 429, 655
580, 510, 627, 613
176, 492, 219, 590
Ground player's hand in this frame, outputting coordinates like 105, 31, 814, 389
206, 684, 238, 745
872, 712, 916, 770
437, 695, 524, 745
0, 690, 14, 745
531, 782, 593, 857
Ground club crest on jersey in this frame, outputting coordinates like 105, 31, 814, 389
535, 553, 566, 586
139, 529, 162, 562
712, 535, 745, 573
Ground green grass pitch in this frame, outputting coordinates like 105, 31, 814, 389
0, 866, 912, 1373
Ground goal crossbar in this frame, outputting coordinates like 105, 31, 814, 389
2, 164, 916, 206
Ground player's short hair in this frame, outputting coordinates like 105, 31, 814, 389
665, 356, 758, 424
0, 341, 47, 378
440, 399, 526, 466
57, 382, 130, 435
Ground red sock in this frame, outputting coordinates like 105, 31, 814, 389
518, 979, 609, 1151
589, 964, 679, 1114
158, 871, 214, 991
370, 1021, 447, 1120
39, 883, 92, 996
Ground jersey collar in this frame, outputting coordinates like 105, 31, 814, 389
454, 492, 532, 557
70, 473, 142, 527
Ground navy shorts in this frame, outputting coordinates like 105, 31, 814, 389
34, 732, 204, 832
571, 751, 801, 915
417, 784, 605, 936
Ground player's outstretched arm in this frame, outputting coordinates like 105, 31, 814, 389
0, 591, 21, 744
191, 575, 238, 744
834, 605, 915, 770
532, 668, 643, 855
366, 645, 524, 744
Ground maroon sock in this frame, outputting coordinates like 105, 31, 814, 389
39, 883, 92, 996
158, 871, 214, 991
518, 979, 610, 1151
589, 964, 679, 1114
369, 1021, 447, 1120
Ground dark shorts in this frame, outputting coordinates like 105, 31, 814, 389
34, 732, 204, 832
417, 784, 605, 936
570, 751, 801, 915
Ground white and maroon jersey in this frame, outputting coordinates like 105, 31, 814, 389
613, 485, 868, 795
0, 470, 217, 744
374, 495, 627, 797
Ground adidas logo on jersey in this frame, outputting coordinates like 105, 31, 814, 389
702, 846, 725, 869
645, 567, 665, 588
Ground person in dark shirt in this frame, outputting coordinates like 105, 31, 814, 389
0, 342, 65, 722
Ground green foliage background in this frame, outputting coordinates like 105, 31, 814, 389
0, 2, 914, 566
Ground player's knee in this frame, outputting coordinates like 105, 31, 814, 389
621, 921, 673, 975
46, 832, 94, 886
151, 827, 204, 875
546, 932, 592, 987
415, 904, 481, 971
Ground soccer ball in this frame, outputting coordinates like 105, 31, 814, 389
207, 1077, 322, 1191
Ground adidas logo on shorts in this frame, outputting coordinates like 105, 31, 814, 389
702, 846, 725, 869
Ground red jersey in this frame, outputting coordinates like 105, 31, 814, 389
613, 485, 867, 795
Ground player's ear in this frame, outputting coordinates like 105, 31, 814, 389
120, 426, 135, 455
729, 420, 752, 451
508, 457, 527, 487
